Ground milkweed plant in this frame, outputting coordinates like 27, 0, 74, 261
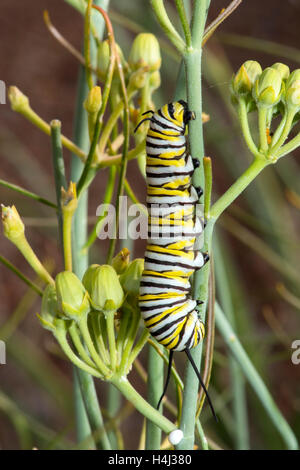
1, 0, 299, 451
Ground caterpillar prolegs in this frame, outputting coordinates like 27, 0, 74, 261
136, 100, 217, 421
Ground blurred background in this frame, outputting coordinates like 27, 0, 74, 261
0, 0, 299, 450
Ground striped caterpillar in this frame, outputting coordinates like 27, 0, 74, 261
136, 101, 217, 420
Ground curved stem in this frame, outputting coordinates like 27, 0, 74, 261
238, 99, 262, 159
210, 158, 268, 221
78, 315, 111, 378
150, 0, 186, 53
111, 377, 176, 434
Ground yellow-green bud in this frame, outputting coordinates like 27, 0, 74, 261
129, 33, 161, 72
55, 271, 90, 320
252, 67, 283, 107
112, 248, 130, 275
231, 60, 262, 98
37, 284, 59, 331
1, 205, 25, 241
61, 182, 77, 214
8, 86, 29, 112
82, 264, 100, 294
271, 63, 290, 80
285, 69, 300, 109
97, 40, 126, 80
119, 258, 144, 296
84, 86, 102, 114
89, 265, 124, 313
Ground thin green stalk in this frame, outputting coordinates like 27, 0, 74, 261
258, 107, 268, 153
176, 0, 210, 451
238, 99, 262, 158
210, 158, 268, 221
111, 377, 176, 435
150, 0, 186, 53
215, 302, 298, 450
145, 344, 164, 450
78, 315, 111, 378
0, 255, 43, 296
83, 166, 117, 252
50, 119, 67, 247
77, 364, 112, 450
106, 311, 117, 371
0, 179, 57, 209
70, 0, 110, 447
175, 0, 192, 48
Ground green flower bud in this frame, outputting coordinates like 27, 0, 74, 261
112, 248, 130, 275
89, 265, 124, 313
8, 86, 29, 112
231, 60, 262, 98
1, 205, 25, 241
84, 86, 102, 114
252, 67, 283, 108
129, 33, 161, 72
271, 63, 290, 80
119, 258, 144, 296
55, 271, 90, 320
285, 69, 300, 109
37, 284, 59, 331
82, 264, 100, 294
97, 40, 126, 81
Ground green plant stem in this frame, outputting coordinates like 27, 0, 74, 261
77, 364, 112, 450
111, 377, 176, 435
70, 0, 110, 447
269, 109, 296, 157
176, 0, 210, 451
82, 165, 117, 252
106, 311, 117, 371
258, 107, 268, 153
9, 235, 55, 286
150, 0, 186, 53
210, 158, 268, 220
0, 255, 43, 296
12, 101, 86, 162
238, 99, 261, 158
78, 315, 111, 378
215, 302, 298, 450
0, 179, 57, 209
175, 0, 192, 47
145, 344, 164, 450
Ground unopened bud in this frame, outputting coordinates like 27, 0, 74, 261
84, 86, 102, 114
97, 40, 126, 80
1, 205, 24, 242
271, 63, 290, 80
252, 67, 283, 107
231, 60, 262, 98
129, 33, 161, 72
285, 69, 300, 109
119, 258, 144, 296
89, 265, 124, 313
37, 284, 59, 331
112, 248, 130, 274
8, 86, 29, 112
56, 271, 90, 320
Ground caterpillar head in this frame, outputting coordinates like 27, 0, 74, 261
177, 100, 196, 125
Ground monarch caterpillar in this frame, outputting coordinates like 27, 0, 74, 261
136, 100, 217, 421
